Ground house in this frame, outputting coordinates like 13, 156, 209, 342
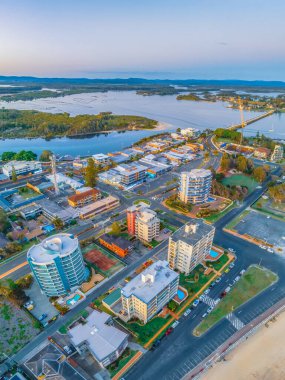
253, 147, 271, 159
68, 310, 128, 367
98, 234, 132, 257
68, 188, 101, 208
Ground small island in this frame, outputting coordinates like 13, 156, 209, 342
176, 93, 204, 101
0, 109, 158, 139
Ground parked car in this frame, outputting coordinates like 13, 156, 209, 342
234, 276, 241, 282
229, 262, 235, 269
207, 306, 213, 313
202, 313, 207, 318
225, 286, 231, 293
151, 339, 161, 350
193, 299, 199, 307
225, 268, 230, 273
204, 288, 210, 295
259, 245, 267, 250
171, 321, 179, 329
39, 313, 47, 321
267, 248, 274, 253
215, 277, 222, 283
228, 248, 235, 253
165, 327, 173, 336
220, 291, 227, 298
240, 269, 246, 275
183, 308, 191, 317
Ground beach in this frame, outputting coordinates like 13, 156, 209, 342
202, 310, 285, 380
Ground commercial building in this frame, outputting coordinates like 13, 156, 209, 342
135, 208, 160, 243
115, 163, 147, 186
121, 260, 179, 324
179, 169, 212, 204
20, 203, 42, 220
78, 195, 119, 219
27, 234, 86, 297
271, 145, 283, 162
69, 310, 128, 368
168, 220, 215, 275
98, 234, 133, 258
92, 153, 111, 166
2, 160, 42, 178
47, 173, 83, 190
68, 188, 101, 207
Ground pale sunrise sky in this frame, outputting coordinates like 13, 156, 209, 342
1, 0, 285, 80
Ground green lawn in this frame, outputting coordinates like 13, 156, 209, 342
205, 253, 230, 272
133, 199, 151, 206
225, 209, 250, 231
205, 201, 237, 223
179, 265, 215, 297
107, 349, 137, 377
58, 309, 89, 334
118, 315, 171, 345
194, 265, 277, 336
252, 195, 285, 221
222, 174, 257, 193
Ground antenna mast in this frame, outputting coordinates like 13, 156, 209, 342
50, 154, 60, 195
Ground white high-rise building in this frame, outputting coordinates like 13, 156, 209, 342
179, 169, 212, 204
271, 145, 283, 162
135, 208, 160, 243
168, 220, 215, 275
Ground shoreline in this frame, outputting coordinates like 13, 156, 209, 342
0, 120, 172, 141
202, 310, 285, 380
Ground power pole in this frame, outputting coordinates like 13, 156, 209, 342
50, 154, 60, 195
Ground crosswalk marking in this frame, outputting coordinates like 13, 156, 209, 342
199, 294, 217, 307
227, 312, 245, 330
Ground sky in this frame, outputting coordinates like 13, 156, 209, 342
1, 0, 285, 81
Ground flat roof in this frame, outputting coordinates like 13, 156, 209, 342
116, 163, 147, 175
79, 195, 118, 214
27, 233, 79, 264
170, 219, 215, 246
99, 233, 131, 250
92, 153, 110, 159
121, 260, 179, 303
69, 310, 128, 362
181, 168, 212, 179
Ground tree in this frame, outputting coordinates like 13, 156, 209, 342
39, 150, 53, 162
204, 151, 210, 160
0, 209, 10, 233
253, 167, 266, 183
11, 166, 17, 182
110, 222, 121, 236
176, 128, 181, 133
168, 300, 178, 311
236, 156, 247, 172
53, 217, 64, 230
15, 150, 37, 161
220, 153, 231, 172
1, 151, 16, 161
85, 158, 97, 188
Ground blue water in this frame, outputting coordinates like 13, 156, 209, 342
0, 90, 272, 156
42, 224, 55, 233
66, 294, 81, 306
177, 289, 185, 300
209, 249, 219, 259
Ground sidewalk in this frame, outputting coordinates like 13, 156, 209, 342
112, 351, 143, 380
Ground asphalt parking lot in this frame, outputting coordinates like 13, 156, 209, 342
25, 281, 59, 321
235, 210, 285, 252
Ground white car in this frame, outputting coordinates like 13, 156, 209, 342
267, 248, 274, 253
234, 276, 240, 282
228, 248, 235, 252
183, 309, 191, 317
204, 289, 210, 295
202, 313, 207, 318
259, 245, 267, 250
171, 321, 179, 329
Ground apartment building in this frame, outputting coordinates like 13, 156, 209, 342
135, 208, 160, 243
180, 127, 200, 138
2, 160, 42, 178
115, 163, 147, 186
68, 188, 101, 208
271, 145, 283, 162
126, 202, 148, 235
121, 260, 179, 324
168, 220, 215, 275
179, 169, 212, 204
98, 234, 132, 258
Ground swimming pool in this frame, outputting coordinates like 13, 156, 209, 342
42, 224, 55, 233
66, 294, 81, 306
209, 249, 219, 259
177, 289, 185, 300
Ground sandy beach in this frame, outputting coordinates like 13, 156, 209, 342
202, 310, 285, 380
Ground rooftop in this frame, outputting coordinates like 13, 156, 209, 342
116, 163, 147, 175
2, 160, 41, 169
68, 310, 128, 362
27, 233, 79, 264
92, 153, 110, 160
68, 188, 100, 203
78, 195, 118, 215
99, 233, 131, 250
136, 209, 159, 224
181, 168, 212, 179
121, 260, 178, 303
170, 219, 215, 246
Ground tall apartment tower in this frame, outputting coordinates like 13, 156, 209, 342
168, 220, 215, 275
135, 209, 160, 243
27, 234, 86, 296
179, 169, 212, 204
271, 145, 283, 162
126, 205, 139, 235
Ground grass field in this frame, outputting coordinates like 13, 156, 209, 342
222, 174, 257, 193
194, 265, 277, 336
225, 209, 250, 231
205, 201, 236, 223
206, 253, 230, 272
133, 199, 151, 206
179, 265, 215, 297
252, 194, 285, 220
118, 315, 172, 345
